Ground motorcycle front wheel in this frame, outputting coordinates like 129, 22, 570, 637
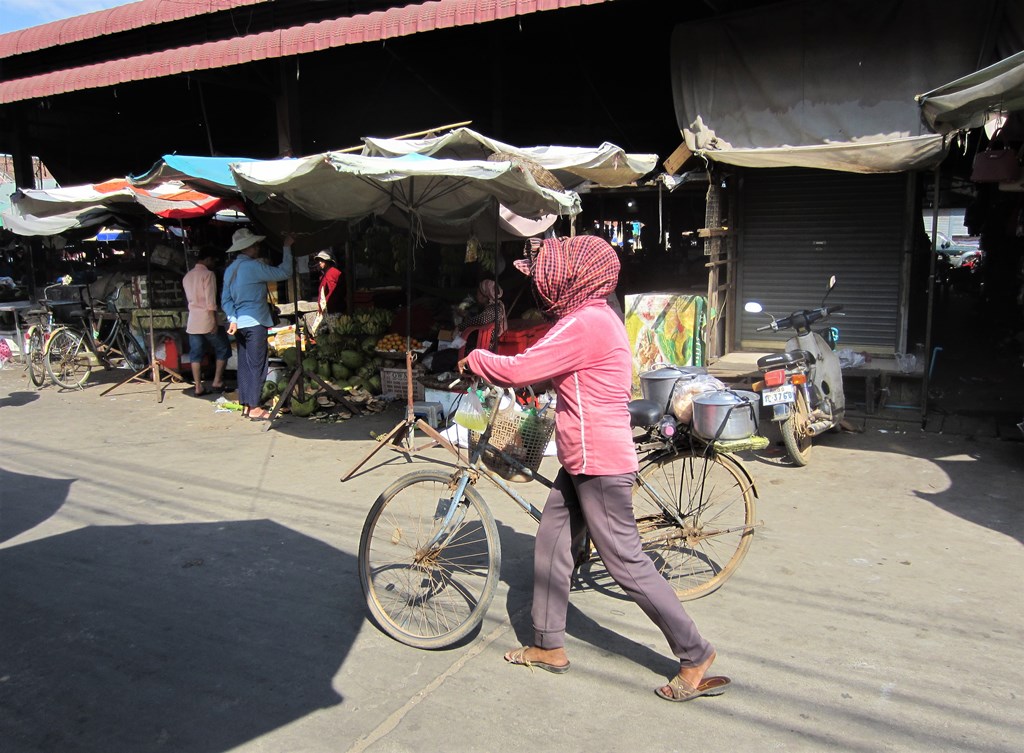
781, 391, 813, 466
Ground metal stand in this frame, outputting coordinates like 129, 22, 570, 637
341, 351, 458, 479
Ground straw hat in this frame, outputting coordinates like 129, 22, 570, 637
227, 227, 265, 253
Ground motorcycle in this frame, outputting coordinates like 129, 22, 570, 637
744, 277, 845, 467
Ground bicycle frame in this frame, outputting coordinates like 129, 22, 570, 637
421, 386, 741, 551
421, 393, 550, 551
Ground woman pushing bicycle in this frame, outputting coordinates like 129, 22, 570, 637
458, 235, 730, 703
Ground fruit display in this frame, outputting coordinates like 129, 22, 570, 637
267, 306, 408, 406
375, 333, 422, 352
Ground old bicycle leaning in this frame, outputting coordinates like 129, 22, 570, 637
42, 283, 148, 389
357, 380, 763, 649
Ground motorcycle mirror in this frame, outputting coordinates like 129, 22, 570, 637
744, 301, 763, 314
828, 275, 837, 290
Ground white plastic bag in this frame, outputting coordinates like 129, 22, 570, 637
670, 374, 725, 424
837, 348, 866, 369
453, 390, 487, 432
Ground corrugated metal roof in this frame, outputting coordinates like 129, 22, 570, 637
0, 0, 268, 59
0, 0, 607, 104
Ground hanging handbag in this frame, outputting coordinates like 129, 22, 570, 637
971, 128, 1021, 183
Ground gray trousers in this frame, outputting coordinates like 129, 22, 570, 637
532, 469, 714, 667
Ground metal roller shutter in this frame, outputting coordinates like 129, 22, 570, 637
736, 168, 908, 353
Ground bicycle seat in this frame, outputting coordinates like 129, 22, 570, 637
628, 398, 664, 428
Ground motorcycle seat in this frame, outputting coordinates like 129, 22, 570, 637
757, 350, 816, 369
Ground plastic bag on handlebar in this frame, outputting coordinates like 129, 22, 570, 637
453, 389, 488, 432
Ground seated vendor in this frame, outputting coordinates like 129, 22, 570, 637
425, 279, 507, 373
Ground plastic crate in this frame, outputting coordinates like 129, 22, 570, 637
380, 367, 425, 401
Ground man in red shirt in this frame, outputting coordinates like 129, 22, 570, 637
309, 250, 344, 335
315, 250, 344, 313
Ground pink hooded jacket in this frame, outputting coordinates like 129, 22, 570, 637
465, 298, 637, 476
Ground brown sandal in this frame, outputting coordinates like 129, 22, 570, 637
655, 674, 731, 702
504, 646, 570, 674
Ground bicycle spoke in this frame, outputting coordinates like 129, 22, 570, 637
627, 450, 756, 600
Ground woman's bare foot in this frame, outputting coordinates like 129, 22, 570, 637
659, 650, 716, 698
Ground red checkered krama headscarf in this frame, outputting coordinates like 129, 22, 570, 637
514, 235, 620, 318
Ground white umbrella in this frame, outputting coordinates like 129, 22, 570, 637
229, 152, 580, 235
359, 127, 658, 190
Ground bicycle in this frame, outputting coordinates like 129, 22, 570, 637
22, 303, 55, 388
357, 382, 763, 649
43, 283, 148, 389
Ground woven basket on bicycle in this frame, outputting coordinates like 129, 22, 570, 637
44, 284, 90, 325
469, 399, 556, 483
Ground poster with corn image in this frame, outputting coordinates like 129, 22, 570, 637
624, 294, 707, 397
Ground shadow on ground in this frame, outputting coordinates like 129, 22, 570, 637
0, 466, 72, 543
0, 519, 364, 753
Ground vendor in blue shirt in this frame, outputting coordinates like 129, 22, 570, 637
221, 228, 293, 421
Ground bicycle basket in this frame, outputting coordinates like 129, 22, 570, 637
469, 403, 556, 482
44, 285, 89, 325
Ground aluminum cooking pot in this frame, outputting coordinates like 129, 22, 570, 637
638, 365, 707, 412
691, 389, 760, 441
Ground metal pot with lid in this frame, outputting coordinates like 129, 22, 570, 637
638, 365, 708, 412
691, 389, 760, 441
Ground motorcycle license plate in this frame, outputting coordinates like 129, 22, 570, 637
762, 384, 796, 406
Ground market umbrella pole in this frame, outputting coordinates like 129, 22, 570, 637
265, 252, 362, 428
341, 220, 458, 481
101, 231, 185, 401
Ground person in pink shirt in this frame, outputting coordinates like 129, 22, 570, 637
182, 246, 230, 396
459, 235, 729, 703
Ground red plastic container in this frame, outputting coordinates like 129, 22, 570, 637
496, 322, 552, 356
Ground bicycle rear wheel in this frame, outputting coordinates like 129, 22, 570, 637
25, 325, 47, 387
45, 327, 92, 389
632, 449, 756, 600
358, 469, 501, 649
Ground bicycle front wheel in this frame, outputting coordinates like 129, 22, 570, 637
25, 325, 47, 387
359, 469, 501, 649
45, 327, 92, 389
633, 449, 756, 600
116, 327, 148, 370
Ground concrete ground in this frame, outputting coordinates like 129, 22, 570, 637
0, 363, 1021, 753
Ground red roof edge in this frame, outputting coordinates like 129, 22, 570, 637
0, 0, 269, 59
0, 1, 610, 105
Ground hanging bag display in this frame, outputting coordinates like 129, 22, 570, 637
971, 127, 1021, 183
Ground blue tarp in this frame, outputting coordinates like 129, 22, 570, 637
130, 154, 250, 196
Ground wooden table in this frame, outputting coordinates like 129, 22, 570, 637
0, 300, 36, 361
